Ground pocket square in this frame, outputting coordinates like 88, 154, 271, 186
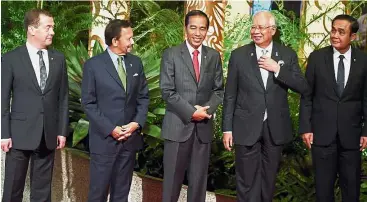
133, 73, 139, 77
277, 60, 285, 67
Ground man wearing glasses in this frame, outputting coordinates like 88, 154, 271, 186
222, 11, 308, 201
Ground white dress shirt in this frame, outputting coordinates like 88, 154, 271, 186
255, 42, 273, 121
26, 42, 50, 86
186, 40, 203, 72
333, 46, 351, 87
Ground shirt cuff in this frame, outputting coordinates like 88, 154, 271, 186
274, 66, 281, 77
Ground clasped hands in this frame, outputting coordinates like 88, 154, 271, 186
111, 122, 139, 141
192, 105, 212, 121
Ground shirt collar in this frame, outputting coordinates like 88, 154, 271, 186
26, 41, 47, 55
107, 47, 122, 63
333, 46, 351, 62
185, 40, 203, 55
255, 41, 273, 53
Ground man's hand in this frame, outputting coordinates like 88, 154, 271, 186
192, 106, 212, 121
223, 132, 233, 151
360, 137, 367, 151
258, 56, 280, 73
118, 122, 140, 141
57, 136, 66, 149
111, 126, 124, 140
1, 139, 12, 152
302, 133, 313, 149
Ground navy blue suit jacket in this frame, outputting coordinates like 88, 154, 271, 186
81, 50, 149, 154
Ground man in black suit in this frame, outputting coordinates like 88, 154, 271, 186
222, 11, 308, 201
81, 19, 149, 202
160, 10, 224, 202
1, 9, 69, 202
299, 14, 367, 202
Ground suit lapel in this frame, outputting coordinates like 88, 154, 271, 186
249, 43, 265, 91
101, 51, 125, 92
342, 47, 358, 97
266, 43, 281, 90
124, 55, 133, 95
20, 46, 42, 93
180, 43, 197, 84
43, 49, 56, 93
325, 47, 339, 96
198, 46, 208, 87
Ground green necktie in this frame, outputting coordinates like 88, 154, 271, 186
117, 56, 127, 91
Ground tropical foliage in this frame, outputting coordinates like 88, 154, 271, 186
2, 0, 367, 201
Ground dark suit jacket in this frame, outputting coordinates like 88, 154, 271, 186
1, 45, 69, 150
160, 42, 224, 143
81, 51, 149, 154
299, 46, 367, 149
222, 42, 308, 146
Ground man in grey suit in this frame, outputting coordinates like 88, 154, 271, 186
1, 9, 69, 202
222, 11, 308, 201
160, 10, 224, 202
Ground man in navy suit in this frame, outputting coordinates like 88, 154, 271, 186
81, 19, 149, 202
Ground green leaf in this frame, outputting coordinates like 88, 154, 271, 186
142, 124, 162, 140
72, 118, 89, 147
152, 108, 165, 115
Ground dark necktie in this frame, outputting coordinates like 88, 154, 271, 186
337, 55, 345, 97
192, 50, 200, 82
37, 50, 47, 92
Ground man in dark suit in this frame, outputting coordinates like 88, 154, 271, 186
160, 10, 224, 202
1, 9, 69, 202
299, 14, 367, 202
222, 11, 308, 201
81, 19, 149, 202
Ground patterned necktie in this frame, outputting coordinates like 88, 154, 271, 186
192, 50, 200, 82
260, 49, 269, 86
117, 56, 127, 91
337, 55, 345, 97
37, 50, 47, 92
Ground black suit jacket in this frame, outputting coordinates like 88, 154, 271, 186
1, 45, 69, 150
222, 42, 308, 146
299, 46, 367, 149
81, 51, 149, 154
160, 42, 224, 143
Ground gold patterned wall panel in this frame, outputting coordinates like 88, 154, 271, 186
185, 0, 227, 56
89, 0, 130, 55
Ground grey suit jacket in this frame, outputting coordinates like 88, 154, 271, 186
1, 45, 69, 150
160, 42, 224, 143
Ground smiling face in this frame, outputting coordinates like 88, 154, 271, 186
250, 12, 276, 48
185, 15, 208, 49
28, 14, 55, 49
112, 27, 134, 55
330, 19, 356, 53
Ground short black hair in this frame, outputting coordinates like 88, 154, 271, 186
184, 10, 209, 28
332, 14, 359, 34
24, 9, 53, 31
104, 19, 131, 46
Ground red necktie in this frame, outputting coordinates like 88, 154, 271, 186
192, 50, 200, 82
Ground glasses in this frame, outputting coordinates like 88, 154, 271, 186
250, 25, 275, 32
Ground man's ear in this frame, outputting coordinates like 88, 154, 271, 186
28, 26, 35, 36
351, 33, 357, 42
